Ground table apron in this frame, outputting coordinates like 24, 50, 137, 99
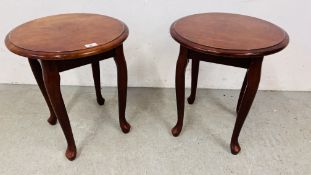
37, 50, 115, 72
188, 50, 258, 69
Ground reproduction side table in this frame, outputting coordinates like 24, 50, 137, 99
170, 13, 289, 154
5, 13, 131, 160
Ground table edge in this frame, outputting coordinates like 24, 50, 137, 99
170, 16, 290, 58
5, 19, 129, 60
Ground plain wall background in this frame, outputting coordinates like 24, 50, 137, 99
0, 0, 310, 91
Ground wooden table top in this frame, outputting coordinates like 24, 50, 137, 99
171, 13, 289, 58
5, 13, 128, 60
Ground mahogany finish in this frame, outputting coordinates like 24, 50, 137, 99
171, 13, 289, 58
170, 13, 289, 154
5, 13, 131, 160
5, 13, 128, 60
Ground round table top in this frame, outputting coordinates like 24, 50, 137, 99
170, 13, 289, 58
5, 13, 129, 60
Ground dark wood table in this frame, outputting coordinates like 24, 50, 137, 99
170, 13, 289, 154
5, 13, 131, 160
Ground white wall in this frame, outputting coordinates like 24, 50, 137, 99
0, 0, 310, 91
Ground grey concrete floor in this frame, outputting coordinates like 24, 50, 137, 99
0, 84, 310, 175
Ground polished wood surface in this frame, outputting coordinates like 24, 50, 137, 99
171, 13, 289, 155
5, 13, 128, 60
5, 14, 130, 160
171, 13, 289, 57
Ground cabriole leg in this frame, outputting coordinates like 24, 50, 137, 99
41, 61, 77, 160
172, 46, 189, 137
187, 58, 200, 104
231, 57, 263, 155
92, 61, 105, 105
114, 45, 131, 133
28, 58, 57, 125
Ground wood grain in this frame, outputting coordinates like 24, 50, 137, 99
5, 13, 128, 60
171, 13, 289, 57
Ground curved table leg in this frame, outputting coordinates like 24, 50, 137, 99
231, 57, 263, 155
28, 59, 57, 125
41, 60, 77, 161
92, 61, 105, 105
236, 71, 248, 114
172, 46, 189, 137
114, 45, 131, 134
187, 58, 200, 104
